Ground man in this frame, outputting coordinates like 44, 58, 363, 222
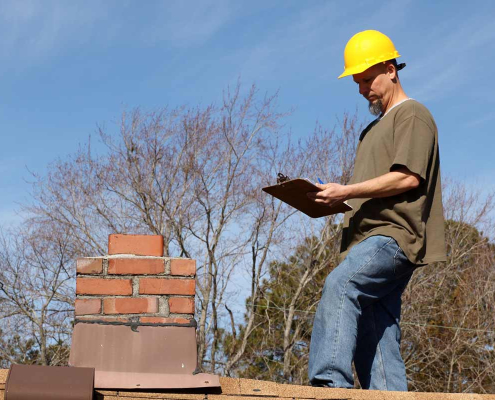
306, 30, 446, 391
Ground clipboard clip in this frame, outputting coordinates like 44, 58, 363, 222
277, 172, 290, 184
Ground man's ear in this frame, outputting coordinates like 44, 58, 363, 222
386, 62, 397, 81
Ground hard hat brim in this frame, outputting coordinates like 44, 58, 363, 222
338, 54, 401, 79
338, 64, 370, 79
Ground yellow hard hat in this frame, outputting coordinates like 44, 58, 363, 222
338, 30, 401, 79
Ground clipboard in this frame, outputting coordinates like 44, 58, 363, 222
262, 178, 352, 218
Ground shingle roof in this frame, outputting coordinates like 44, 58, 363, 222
1, 369, 495, 400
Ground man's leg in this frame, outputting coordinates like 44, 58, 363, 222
308, 235, 415, 389
354, 268, 413, 391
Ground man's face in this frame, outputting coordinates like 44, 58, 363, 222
353, 63, 392, 115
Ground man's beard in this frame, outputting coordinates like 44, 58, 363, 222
368, 99, 383, 116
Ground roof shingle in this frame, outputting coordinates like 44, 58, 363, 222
1, 370, 495, 400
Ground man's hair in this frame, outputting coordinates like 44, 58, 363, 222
387, 59, 406, 77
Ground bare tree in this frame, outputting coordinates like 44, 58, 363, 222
0, 222, 74, 366
20, 82, 300, 372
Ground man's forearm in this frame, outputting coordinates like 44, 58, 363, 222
309, 167, 420, 206
345, 169, 420, 200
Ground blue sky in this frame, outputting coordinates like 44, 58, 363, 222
1, 0, 495, 226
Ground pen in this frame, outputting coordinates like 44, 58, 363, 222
317, 178, 324, 184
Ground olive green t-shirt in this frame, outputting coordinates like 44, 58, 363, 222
340, 99, 447, 265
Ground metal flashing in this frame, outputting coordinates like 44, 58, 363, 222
5, 364, 94, 400
69, 323, 219, 389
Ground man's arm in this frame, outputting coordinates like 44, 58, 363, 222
307, 166, 420, 207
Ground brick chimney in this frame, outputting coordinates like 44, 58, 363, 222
69, 234, 219, 389
75, 234, 196, 325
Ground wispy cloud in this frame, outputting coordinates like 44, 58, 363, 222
220, 2, 349, 85
0, 1, 115, 70
141, 0, 235, 48
465, 111, 495, 128
0, 0, 239, 72
407, 12, 495, 102
218, 0, 415, 88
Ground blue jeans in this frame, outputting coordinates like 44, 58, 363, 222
308, 235, 416, 391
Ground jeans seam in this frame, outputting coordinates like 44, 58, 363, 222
328, 237, 394, 381
371, 305, 388, 390
393, 246, 401, 274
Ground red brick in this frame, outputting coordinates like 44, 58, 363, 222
108, 234, 164, 256
170, 259, 196, 276
169, 297, 195, 314
76, 258, 103, 274
103, 298, 158, 314
108, 258, 165, 275
139, 278, 195, 295
140, 317, 192, 324
76, 278, 132, 295
75, 299, 101, 315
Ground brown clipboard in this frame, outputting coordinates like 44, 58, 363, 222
262, 178, 352, 218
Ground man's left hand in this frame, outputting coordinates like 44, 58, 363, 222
307, 183, 349, 208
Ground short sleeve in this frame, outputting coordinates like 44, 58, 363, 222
391, 115, 435, 180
